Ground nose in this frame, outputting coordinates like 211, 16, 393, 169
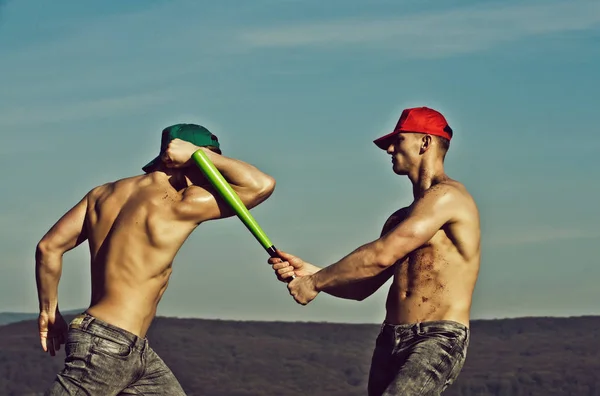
386, 144, 394, 154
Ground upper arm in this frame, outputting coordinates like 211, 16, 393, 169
174, 183, 274, 224
37, 193, 89, 256
377, 185, 458, 265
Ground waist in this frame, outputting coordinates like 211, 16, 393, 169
69, 312, 148, 352
86, 298, 158, 338
380, 320, 470, 341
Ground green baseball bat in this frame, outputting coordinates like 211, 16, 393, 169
191, 149, 294, 279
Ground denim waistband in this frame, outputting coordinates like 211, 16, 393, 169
380, 320, 469, 339
69, 312, 148, 352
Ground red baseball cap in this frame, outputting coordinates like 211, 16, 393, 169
373, 107, 453, 150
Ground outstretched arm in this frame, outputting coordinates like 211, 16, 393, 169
319, 209, 408, 300
311, 185, 457, 294
35, 192, 89, 354
271, 209, 405, 301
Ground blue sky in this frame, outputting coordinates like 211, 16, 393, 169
1, 0, 599, 324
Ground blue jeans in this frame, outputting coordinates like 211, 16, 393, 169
44, 313, 186, 395
368, 320, 470, 396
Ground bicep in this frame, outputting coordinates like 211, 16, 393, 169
38, 195, 89, 254
379, 189, 456, 262
175, 185, 267, 224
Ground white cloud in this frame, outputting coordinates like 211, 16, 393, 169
238, 0, 600, 57
0, 91, 173, 128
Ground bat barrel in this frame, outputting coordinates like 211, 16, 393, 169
192, 150, 274, 250
191, 149, 294, 280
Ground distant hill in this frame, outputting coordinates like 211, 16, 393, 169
0, 309, 84, 326
0, 312, 38, 326
1, 315, 599, 396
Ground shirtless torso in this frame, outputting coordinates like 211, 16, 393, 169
85, 173, 213, 338
380, 180, 481, 327
36, 140, 276, 348
270, 178, 481, 328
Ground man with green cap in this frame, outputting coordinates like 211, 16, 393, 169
36, 124, 276, 395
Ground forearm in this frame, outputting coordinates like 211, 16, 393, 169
311, 267, 378, 300
323, 283, 374, 301
35, 246, 62, 313
284, 261, 366, 300
312, 240, 392, 293
323, 267, 393, 301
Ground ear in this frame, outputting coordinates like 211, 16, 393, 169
419, 135, 433, 154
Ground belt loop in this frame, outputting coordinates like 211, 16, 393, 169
70, 313, 94, 331
413, 323, 423, 335
83, 314, 95, 330
378, 322, 384, 337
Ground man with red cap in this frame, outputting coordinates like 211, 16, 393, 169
269, 107, 481, 395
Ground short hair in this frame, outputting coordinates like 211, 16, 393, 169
206, 145, 222, 155
435, 136, 450, 159
414, 133, 450, 159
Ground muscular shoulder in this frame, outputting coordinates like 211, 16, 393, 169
85, 182, 112, 204
172, 185, 219, 223
421, 180, 473, 206
180, 185, 213, 205
86, 176, 145, 206
419, 180, 479, 225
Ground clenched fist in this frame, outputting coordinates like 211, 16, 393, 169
161, 139, 211, 168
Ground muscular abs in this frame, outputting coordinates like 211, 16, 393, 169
382, 207, 478, 327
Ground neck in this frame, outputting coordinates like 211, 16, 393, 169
154, 166, 195, 190
408, 157, 447, 199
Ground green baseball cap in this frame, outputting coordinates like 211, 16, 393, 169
142, 123, 221, 173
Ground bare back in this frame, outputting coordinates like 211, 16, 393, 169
84, 173, 203, 338
382, 180, 481, 327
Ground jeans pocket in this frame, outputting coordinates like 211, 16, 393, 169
92, 336, 133, 359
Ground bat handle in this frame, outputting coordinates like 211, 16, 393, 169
266, 246, 296, 281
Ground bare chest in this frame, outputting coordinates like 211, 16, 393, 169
382, 207, 454, 284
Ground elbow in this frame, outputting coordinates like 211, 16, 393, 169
35, 240, 51, 260
264, 175, 276, 193
373, 246, 402, 269
373, 234, 417, 269
35, 239, 61, 267
256, 175, 276, 199
244, 175, 276, 209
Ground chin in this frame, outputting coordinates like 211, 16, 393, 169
392, 164, 408, 175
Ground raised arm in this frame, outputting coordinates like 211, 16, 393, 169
311, 184, 458, 293
164, 139, 276, 223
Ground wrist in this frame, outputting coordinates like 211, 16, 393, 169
310, 272, 323, 292
189, 146, 203, 158
189, 147, 207, 167
39, 301, 58, 315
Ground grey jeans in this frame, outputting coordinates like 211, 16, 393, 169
44, 312, 186, 395
368, 320, 470, 396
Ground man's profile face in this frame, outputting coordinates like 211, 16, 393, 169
386, 133, 423, 175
